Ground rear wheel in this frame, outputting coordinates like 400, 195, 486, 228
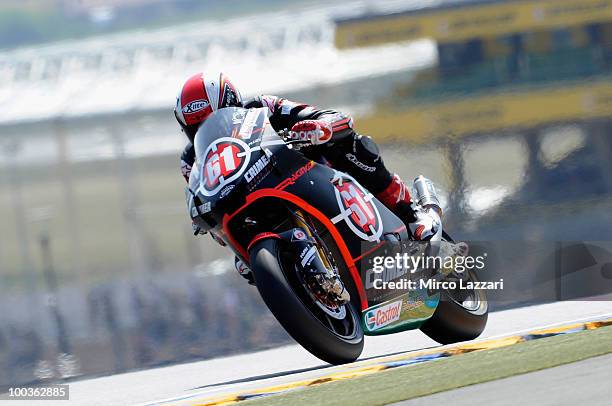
420, 234, 488, 344
250, 238, 364, 364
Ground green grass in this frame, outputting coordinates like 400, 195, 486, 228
246, 325, 612, 406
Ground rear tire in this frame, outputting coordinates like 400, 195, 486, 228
420, 233, 488, 344
250, 238, 364, 364
420, 269, 488, 344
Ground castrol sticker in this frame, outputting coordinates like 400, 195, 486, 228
365, 300, 402, 332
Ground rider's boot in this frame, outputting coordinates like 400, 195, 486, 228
376, 174, 470, 278
375, 174, 441, 240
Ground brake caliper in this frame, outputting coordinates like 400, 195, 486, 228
288, 228, 351, 305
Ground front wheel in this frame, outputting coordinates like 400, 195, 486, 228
250, 238, 364, 364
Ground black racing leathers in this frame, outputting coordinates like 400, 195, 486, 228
180, 95, 393, 195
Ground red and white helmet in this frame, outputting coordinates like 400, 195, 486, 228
174, 72, 242, 141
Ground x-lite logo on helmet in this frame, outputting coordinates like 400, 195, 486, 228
182, 99, 209, 114
175, 72, 242, 140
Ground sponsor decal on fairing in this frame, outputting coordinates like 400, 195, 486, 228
199, 137, 251, 197
330, 171, 383, 242
244, 155, 270, 182
245, 148, 276, 191
238, 109, 262, 139
219, 184, 235, 198
364, 299, 402, 331
275, 161, 315, 190
198, 201, 212, 214
292, 229, 307, 241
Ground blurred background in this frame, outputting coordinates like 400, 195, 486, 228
1, 0, 611, 389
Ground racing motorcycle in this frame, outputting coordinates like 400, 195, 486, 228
186, 107, 488, 364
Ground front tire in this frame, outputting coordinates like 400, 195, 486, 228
250, 238, 364, 364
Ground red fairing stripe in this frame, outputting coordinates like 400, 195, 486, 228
222, 188, 368, 310
247, 232, 281, 252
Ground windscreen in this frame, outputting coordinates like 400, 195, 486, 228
193, 107, 273, 198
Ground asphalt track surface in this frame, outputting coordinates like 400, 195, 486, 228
15, 301, 612, 406
396, 353, 612, 406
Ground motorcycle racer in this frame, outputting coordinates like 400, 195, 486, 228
175, 72, 441, 281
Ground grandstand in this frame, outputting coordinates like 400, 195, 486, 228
336, 0, 612, 140
0, 0, 443, 125
334, 0, 612, 227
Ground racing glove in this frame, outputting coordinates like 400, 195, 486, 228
181, 160, 192, 183
288, 120, 333, 145
235, 256, 255, 285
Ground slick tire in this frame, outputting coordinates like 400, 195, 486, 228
420, 270, 488, 344
250, 238, 364, 365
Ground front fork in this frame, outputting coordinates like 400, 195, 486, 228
253, 210, 350, 305
293, 210, 334, 269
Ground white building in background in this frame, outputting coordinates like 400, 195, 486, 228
0, 0, 439, 125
